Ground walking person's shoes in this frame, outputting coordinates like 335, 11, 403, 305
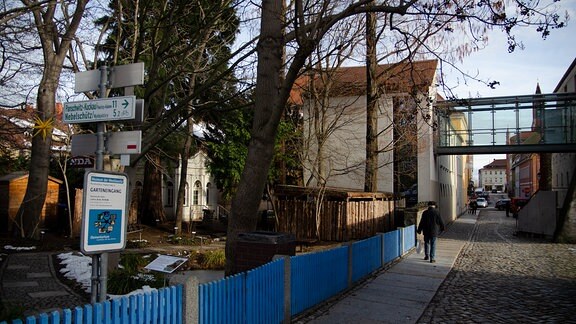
424, 256, 429, 260
430, 259, 436, 263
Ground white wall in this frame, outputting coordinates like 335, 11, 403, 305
303, 95, 394, 192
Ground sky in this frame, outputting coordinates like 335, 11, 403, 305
441, 0, 576, 179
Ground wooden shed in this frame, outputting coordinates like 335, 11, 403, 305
0, 171, 63, 233
274, 185, 398, 242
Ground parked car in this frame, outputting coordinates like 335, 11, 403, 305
476, 197, 488, 208
495, 199, 511, 210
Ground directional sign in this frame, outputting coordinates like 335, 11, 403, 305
71, 131, 142, 156
75, 62, 144, 93
107, 130, 141, 154
63, 96, 136, 124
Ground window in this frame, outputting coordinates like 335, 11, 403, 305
193, 181, 201, 205
166, 181, 174, 207
184, 182, 189, 206
206, 183, 211, 205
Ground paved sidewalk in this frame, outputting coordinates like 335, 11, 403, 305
0, 252, 87, 318
297, 212, 478, 323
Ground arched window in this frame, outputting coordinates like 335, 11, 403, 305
193, 181, 201, 205
166, 181, 174, 207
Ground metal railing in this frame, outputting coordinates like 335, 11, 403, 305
436, 92, 576, 155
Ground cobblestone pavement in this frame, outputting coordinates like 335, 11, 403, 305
0, 252, 88, 319
418, 209, 576, 323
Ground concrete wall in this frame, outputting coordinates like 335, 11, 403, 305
517, 191, 557, 237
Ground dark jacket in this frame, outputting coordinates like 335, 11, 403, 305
417, 206, 445, 237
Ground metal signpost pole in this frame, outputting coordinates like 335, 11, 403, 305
97, 66, 109, 303
69, 62, 143, 304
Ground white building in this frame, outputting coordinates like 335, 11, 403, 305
478, 159, 507, 192
172, 151, 219, 222
296, 59, 467, 222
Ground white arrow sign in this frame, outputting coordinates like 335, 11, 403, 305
63, 96, 136, 124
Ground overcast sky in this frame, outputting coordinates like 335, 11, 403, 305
442, 0, 576, 179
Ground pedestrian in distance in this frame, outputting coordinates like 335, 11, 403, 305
417, 201, 446, 263
469, 199, 478, 215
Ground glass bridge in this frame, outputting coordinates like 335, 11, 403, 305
435, 92, 576, 155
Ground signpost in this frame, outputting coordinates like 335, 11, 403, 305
65, 63, 144, 303
63, 96, 136, 123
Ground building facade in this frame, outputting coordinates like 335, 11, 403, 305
479, 159, 507, 192
552, 58, 576, 209
296, 59, 468, 223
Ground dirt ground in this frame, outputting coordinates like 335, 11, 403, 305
0, 220, 341, 261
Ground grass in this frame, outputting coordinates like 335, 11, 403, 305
197, 250, 226, 270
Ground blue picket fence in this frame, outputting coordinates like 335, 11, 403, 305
199, 258, 285, 324
290, 246, 349, 316
351, 235, 382, 283
199, 225, 416, 324
2, 225, 415, 324
1, 285, 182, 324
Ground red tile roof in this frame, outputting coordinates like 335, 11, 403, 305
291, 59, 438, 103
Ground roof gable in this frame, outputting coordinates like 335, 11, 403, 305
292, 59, 438, 102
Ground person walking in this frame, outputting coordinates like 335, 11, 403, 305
469, 199, 478, 215
417, 201, 446, 263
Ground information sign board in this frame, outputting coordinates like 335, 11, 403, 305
145, 255, 189, 273
81, 171, 129, 254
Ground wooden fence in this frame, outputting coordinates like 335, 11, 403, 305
274, 185, 399, 241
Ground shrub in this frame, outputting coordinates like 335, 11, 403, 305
107, 269, 165, 295
107, 253, 165, 295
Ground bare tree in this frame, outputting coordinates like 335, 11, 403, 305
225, 0, 566, 274
1, 0, 88, 239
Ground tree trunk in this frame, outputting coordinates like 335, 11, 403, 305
225, 0, 285, 275
539, 152, 551, 191
18, 99, 53, 239
175, 128, 195, 235
364, 8, 379, 192
16, 0, 88, 239
140, 153, 166, 225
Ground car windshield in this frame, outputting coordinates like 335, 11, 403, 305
477, 198, 486, 202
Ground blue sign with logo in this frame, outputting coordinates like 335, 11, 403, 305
81, 171, 129, 254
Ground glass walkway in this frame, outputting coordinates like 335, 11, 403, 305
436, 92, 576, 155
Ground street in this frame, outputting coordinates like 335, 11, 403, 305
418, 208, 576, 323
